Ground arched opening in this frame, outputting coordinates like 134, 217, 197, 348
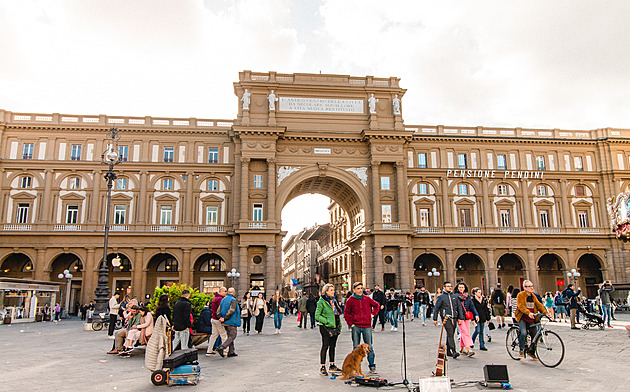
0, 253, 33, 279
146, 253, 179, 292
455, 253, 485, 288
413, 253, 444, 293
577, 254, 604, 299
194, 253, 227, 294
537, 253, 565, 294
497, 253, 525, 290
106, 253, 132, 297
50, 253, 83, 315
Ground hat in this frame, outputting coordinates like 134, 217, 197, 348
352, 282, 363, 289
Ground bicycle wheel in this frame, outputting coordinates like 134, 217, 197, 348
505, 327, 521, 360
92, 320, 104, 331
535, 330, 565, 368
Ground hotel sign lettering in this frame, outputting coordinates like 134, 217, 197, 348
447, 169, 544, 180
278, 97, 364, 114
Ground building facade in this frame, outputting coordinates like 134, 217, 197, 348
1, 71, 629, 309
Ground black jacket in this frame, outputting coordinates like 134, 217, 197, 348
417, 291, 431, 305
172, 297, 192, 331
372, 290, 387, 307
386, 294, 400, 311
154, 306, 171, 322
197, 307, 212, 334
306, 296, 318, 313
473, 296, 491, 323
491, 289, 505, 306
269, 297, 287, 314
433, 292, 465, 321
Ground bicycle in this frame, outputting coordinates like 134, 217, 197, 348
92, 313, 123, 331
505, 313, 565, 368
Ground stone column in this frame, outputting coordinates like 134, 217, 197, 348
40, 169, 53, 224
445, 249, 455, 283
373, 246, 383, 287
181, 248, 192, 286
395, 161, 408, 226
132, 255, 144, 300
486, 248, 497, 288
399, 246, 412, 292
559, 179, 572, 227
183, 172, 193, 225
239, 246, 248, 294
371, 161, 380, 227
240, 158, 250, 223
137, 171, 148, 225
88, 170, 101, 224
482, 178, 492, 228
266, 244, 276, 292
267, 158, 276, 224
363, 243, 371, 287
567, 248, 576, 271
133, 248, 145, 297
527, 248, 539, 288
441, 177, 452, 227
521, 178, 532, 227
34, 248, 47, 281
83, 247, 96, 304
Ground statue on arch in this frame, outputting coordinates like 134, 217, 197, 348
368, 93, 378, 114
393, 94, 401, 115
241, 89, 251, 110
268, 90, 278, 111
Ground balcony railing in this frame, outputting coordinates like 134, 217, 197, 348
415, 227, 440, 234
538, 228, 561, 234
110, 225, 130, 231
457, 227, 481, 233
382, 223, 400, 229
3, 224, 31, 231
578, 228, 600, 234
151, 225, 177, 232
498, 228, 521, 234
198, 226, 225, 232
54, 225, 81, 231
248, 222, 267, 229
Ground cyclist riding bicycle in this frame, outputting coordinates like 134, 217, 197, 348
514, 280, 550, 360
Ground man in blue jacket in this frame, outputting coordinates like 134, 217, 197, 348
215, 287, 241, 358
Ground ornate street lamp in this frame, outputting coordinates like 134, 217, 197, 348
93, 127, 123, 316
58, 269, 73, 318
227, 268, 241, 291
566, 268, 581, 288
427, 267, 440, 294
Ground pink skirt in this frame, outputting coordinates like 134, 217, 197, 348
459, 320, 473, 348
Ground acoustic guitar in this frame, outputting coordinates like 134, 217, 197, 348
433, 315, 449, 377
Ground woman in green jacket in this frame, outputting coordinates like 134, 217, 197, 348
315, 283, 342, 376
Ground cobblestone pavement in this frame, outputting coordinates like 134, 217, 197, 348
0, 313, 629, 392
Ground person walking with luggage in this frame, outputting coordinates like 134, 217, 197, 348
108, 292, 120, 338
269, 291, 287, 334
172, 290, 192, 350
252, 292, 268, 334
491, 283, 506, 329
371, 284, 387, 331
241, 292, 254, 335
433, 282, 465, 359
344, 282, 380, 374
306, 293, 318, 329
207, 287, 228, 355
471, 287, 490, 351
215, 287, 241, 358
562, 284, 581, 329
298, 294, 309, 328
598, 281, 615, 328
316, 284, 342, 376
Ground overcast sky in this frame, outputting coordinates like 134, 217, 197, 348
2, 0, 629, 240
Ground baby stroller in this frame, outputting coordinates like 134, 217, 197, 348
578, 303, 604, 330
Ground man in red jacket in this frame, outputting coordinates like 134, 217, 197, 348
344, 282, 380, 373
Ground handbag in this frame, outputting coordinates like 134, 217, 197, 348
297, 311, 302, 322
488, 321, 496, 330
325, 326, 340, 337
465, 310, 474, 320
278, 307, 286, 314
241, 308, 249, 317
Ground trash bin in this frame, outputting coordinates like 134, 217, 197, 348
3, 315, 11, 325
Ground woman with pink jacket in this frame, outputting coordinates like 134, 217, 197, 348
122, 306, 154, 353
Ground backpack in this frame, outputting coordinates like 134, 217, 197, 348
560, 291, 570, 306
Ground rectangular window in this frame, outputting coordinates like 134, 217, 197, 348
20, 176, 32, 188
458, 184, 468, 195
500, 209, 511, 227
16, 204, 29, 224
206, 206, 218, 225
118, 145, 128, 162
537, 185, 547, 196
114, 205, 126, 225
418, 183, 428, 195
208, 148, 219, 164
160, 206, 172, 225
253, 204, 263, 221
117, 178, 127, 190
497, 184, 507, 195
66, 205, 79, 224
207, 179, 218, 191
69, 177, 80, 189
578, 211, 589, 228
163, 147, 174, 163
458, 154, 467, 169
22, 143, 34, 159
381, 205, 392, 223
539, 210, 550, 228
459, 209, 472, 227
71, 145, 82, 161
162, 178, 173, 190
536, 156, 546, 171
418, 153, 427, 168
574, 156, 583, 171
575, 185, 585, 197
419, 208, 430, 227
497, 155, 507, 170
253, 174, 263, 188
380, 176, 390, 190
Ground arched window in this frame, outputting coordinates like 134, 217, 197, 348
157, 257, 178, 272
198, 254, 226, 272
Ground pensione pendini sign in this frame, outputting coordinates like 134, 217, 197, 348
446, 169, 544, 180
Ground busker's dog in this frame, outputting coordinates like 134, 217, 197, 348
340, 343, 371, 380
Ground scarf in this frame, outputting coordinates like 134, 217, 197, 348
352, 293, 363, 300
456, 292, 469, 302
323, 294, 341, 315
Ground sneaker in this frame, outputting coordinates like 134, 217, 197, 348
422, 322, 426, 326
369, 366, 377, 374
393, 328, 398, 332
108, 335, 115, 340
118, 352, 131, 358
381, 327, 384, 331
452, 352, 460, 359
107, 350, 118, 355
607, 325, 613, 329
227, 353, 238, 358
487, 336, 492, 342
274, 330, 278, 334
247, 332, 250, 335
518, 350, 525, 360
390, 326, 394, 331
528, 352, 538, 360
206, 352, 215, 356
329, 364, 341, 372
215, 347, 225, 358
467, 351, 475, 357
320, 366, 328, 376
480, 347, 488, 351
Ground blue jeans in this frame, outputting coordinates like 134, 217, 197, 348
413, 302, 420, 318
172, 329, 190, 350
274, 311, 284, 329
351, 326, 375, 367
387, 310, 398, 328
420, 304, 427, 323
601, 304, 612, 326
518, 319, 539, 352
471, 321, 486, 348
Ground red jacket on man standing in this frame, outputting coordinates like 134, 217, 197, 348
210, 293, 224, 320
344, 294, 379, 328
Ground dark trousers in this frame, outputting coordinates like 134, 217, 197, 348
443, 318, 457, 355
242, 316, 251, 333
108, 314, 117, 336
255, 312, 265, 332
309, 312, 316, 328
299, 312, 308, 328
219, 325, 237, 355
372, 309, 386, 328
319, 325, 338, 365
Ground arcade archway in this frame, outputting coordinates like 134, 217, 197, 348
455, 253, 485, 288
0, 253, 33, 279
413, 253, 444, 293
577, 254, 604, 298
106, 253, 133, 297
497, 253, 525, 290
146, 253, 179, 293
50, 253, 83, 315
537, 253, 565, 294
194, 253, 228, 294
